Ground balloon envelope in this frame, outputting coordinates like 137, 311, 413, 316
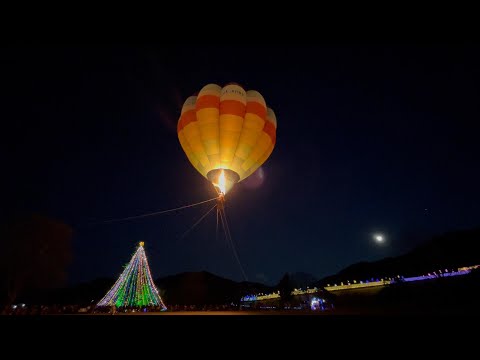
177, 83, 277, 194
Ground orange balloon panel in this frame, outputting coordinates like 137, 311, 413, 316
178, 83, 276, 192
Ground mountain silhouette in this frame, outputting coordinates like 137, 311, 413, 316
280, 272, 318, 289
155, 271, 272, 305
315, 227, 480, 287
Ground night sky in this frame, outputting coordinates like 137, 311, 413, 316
2, 44, 479, 286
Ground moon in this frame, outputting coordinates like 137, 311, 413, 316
374, 234, 384, 243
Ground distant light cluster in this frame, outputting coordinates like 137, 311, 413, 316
324, 264, 478, 291
241, 288, 322, 302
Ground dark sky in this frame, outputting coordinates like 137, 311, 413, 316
2, 44, 479, 286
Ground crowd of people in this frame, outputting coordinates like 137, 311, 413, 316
3, 303, 244, 314
3, 301, 334, 314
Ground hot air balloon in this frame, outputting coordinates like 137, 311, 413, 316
177, 83, 277, 204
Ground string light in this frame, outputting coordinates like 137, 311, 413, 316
97, 243, 167, 310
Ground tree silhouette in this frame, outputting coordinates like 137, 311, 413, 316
278, 272, 293, 308
0, 214, 73, 311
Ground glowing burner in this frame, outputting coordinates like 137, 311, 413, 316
207, 168, 240, 196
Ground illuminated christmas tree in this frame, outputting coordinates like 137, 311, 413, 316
97, 242, 167, 310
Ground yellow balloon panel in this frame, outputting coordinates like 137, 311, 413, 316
183, 121, 210, 169
178, 131, 198, 168
196, 84, 221, 167
241, 132, 272, 172
245, 142, 275, 178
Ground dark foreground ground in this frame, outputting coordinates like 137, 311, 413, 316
93, 310, 332, 315
89, 306, 479, 315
